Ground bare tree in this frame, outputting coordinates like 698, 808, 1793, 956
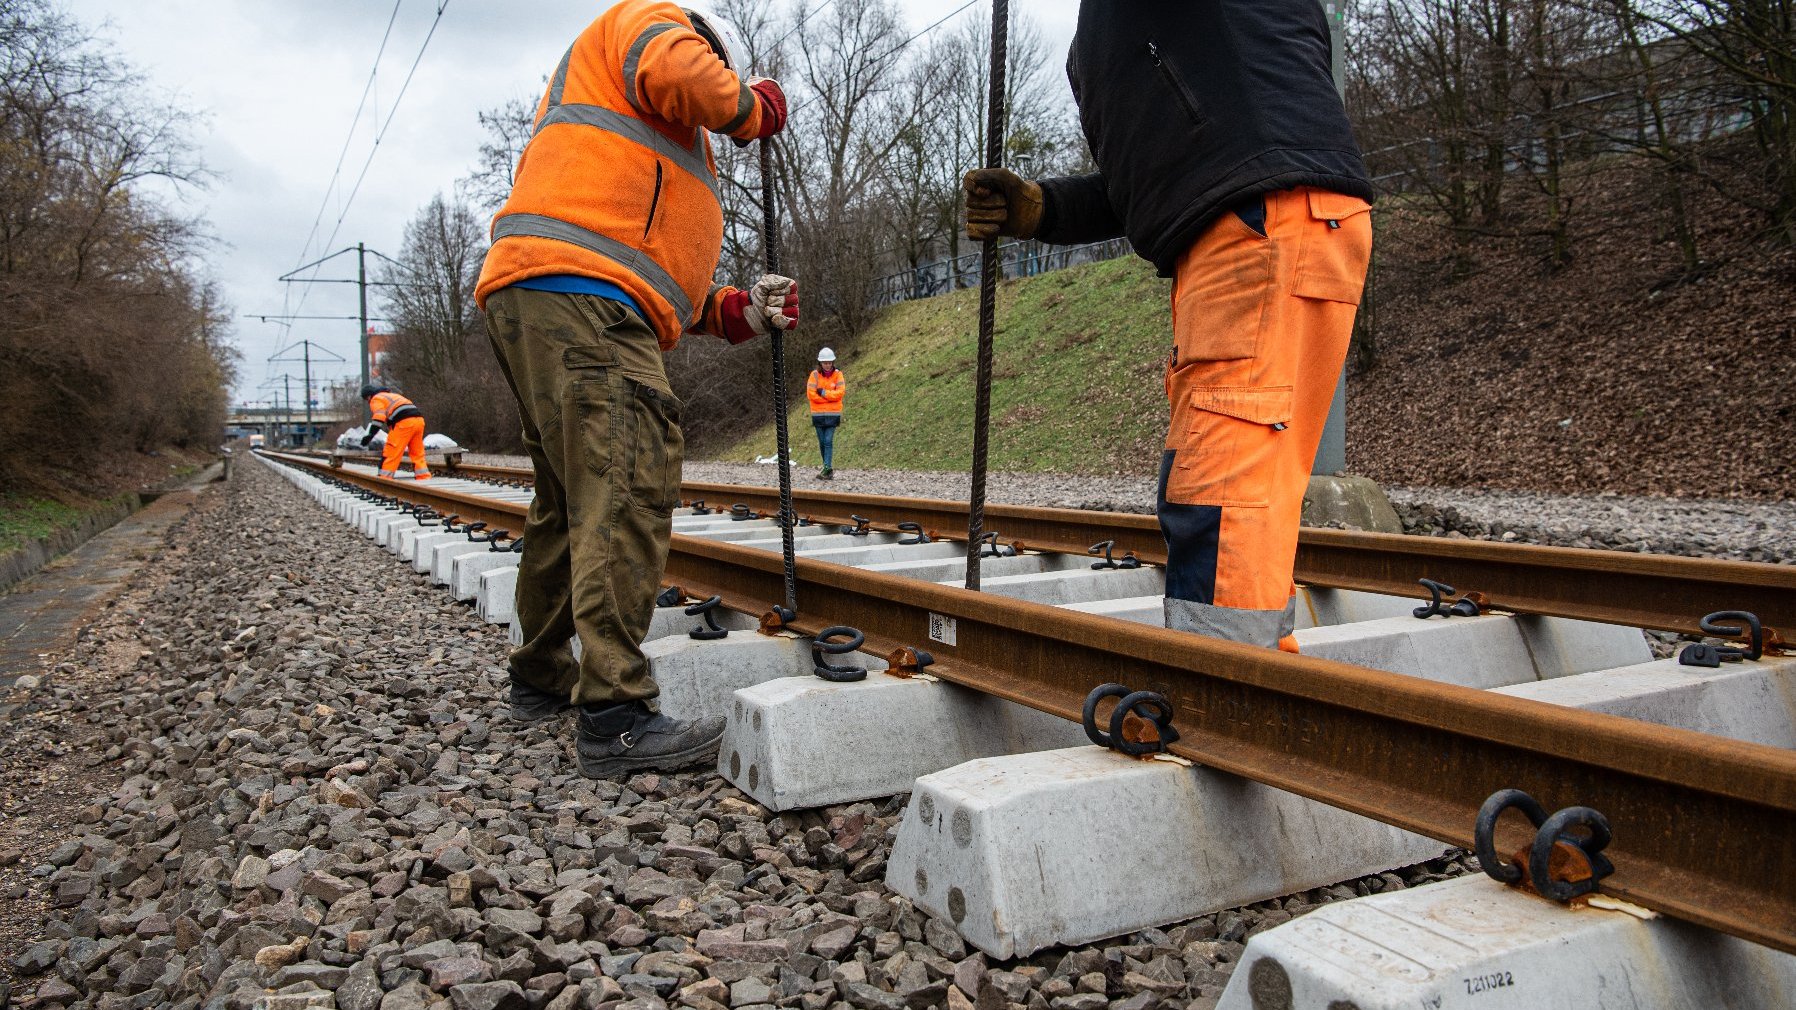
461, 97, 534, 214
0, 0, 233, 494
1625, 0, 1796, 243
376, 192, 520, 449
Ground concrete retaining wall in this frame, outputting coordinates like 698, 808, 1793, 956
0, 496, 140, 595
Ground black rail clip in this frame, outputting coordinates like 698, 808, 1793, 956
1088, 540, 1142, 570
1082, 683, 1180, 757
685, 596, 729, 640
656, 586, 685, 608
687, 499, 712, 516
1474, 788, 1614, 903
730, 503, 757, 522
897, 522, 931, 545
846, 515, 872, 537
1679, 610, 1764, 667
975, 531, 1017, 558
1413, 578, 1482, 619
812, 627, 868, 682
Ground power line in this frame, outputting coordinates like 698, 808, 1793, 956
292, 0, 453, 319
288, 0, 404, 289
788, 0, 979, 117
766, 0, 836, 62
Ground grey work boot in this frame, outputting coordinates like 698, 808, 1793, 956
576, 700, 723, 778
508, 675, 573, 722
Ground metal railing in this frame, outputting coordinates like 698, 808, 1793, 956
868, 237, 1133, 308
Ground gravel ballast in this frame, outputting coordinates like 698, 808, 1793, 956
0, 456, 1486, 1010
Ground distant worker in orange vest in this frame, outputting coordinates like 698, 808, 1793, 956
360, 382, 431, 480
476, 2, 797, 778
806, 347, 844, 480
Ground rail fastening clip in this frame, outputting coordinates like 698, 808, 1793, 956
1679, 610, 1764, 667
685, 596, 729, 640
1413, 578, 1482, 619
1088, 540, 1142, 570
1082, 683, 1180, 757
1474, 788, 1614, 903
812, 627, 868, 682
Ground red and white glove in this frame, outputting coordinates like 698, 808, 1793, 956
718, 274, 799, 344
747, 77, 787, 138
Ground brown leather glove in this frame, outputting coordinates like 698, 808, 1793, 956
963, 168, 1043, 241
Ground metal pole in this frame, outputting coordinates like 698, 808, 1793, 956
761, 140, 798, 618
358, 242, 371, 389
965, 0, 1009, 591
303, 341, 314, 445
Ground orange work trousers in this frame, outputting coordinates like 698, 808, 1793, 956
1158, 187, 1372, 651
380, 416, 431, 478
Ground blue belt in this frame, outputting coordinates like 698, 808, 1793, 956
511, 275, 643, 319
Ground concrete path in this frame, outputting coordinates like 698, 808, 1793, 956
0, 470, 217, 693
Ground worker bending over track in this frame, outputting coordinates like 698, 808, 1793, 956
964, 1, 1373, 652
806, 347, 844, 479
361, 383, 431, 480
477, 1, 798, 777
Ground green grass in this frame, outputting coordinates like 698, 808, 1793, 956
0, 497, 90, 555
717, 257, 1174, 474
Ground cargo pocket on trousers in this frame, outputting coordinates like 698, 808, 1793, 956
1172, 209, 1275, 364
1166, 385, 1294, 508
569, 377, 613, 477
565, 344, 621, 478
625, 378, 683, 517
1293, 190, 1373, 305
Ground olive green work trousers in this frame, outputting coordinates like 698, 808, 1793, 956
483, 286, 684, 708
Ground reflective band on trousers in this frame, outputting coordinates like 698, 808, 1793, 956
1163, 596, 1296, 649
492, 213, 695, 325
535, 103, 716, 198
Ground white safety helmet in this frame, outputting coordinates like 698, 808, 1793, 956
817, 347, 836, 362
684, 7, 749, 75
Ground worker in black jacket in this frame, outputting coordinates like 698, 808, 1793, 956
965, 0, 1373, 652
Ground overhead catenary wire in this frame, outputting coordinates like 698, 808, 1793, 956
786, 0, 980, 118
965, 0, 1008, 591
286, 0, 404, 294
290, 0, 453, 322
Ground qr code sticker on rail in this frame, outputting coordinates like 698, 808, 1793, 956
928, 613, 957, 647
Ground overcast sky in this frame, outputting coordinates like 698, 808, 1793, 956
57, 1, 1076, 406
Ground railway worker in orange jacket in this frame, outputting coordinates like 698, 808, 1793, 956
963, 1, 1373, 653
806, 347, 844, 479
360, 382, 431, 480
475, 2, 799, 778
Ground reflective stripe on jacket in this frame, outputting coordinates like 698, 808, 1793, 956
807, 369, 844, 415
369, 391, 422, 426
475, 0, 765, 349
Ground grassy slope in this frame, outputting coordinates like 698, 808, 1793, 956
718, 257, 1173, 475
0, 497, 89, 554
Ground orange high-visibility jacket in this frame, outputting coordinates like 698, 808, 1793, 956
807, 369, 844, 415
475, 0, 769, 349
368, 391, 422, 427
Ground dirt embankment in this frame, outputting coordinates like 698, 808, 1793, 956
1348, 157, 1796, 500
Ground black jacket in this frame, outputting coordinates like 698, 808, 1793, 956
1037, 0, 1373, 276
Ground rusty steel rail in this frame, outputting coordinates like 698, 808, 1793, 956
686, 482, 1796, 640
264, 449, 1796, 953
427, 465, 1796, 638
